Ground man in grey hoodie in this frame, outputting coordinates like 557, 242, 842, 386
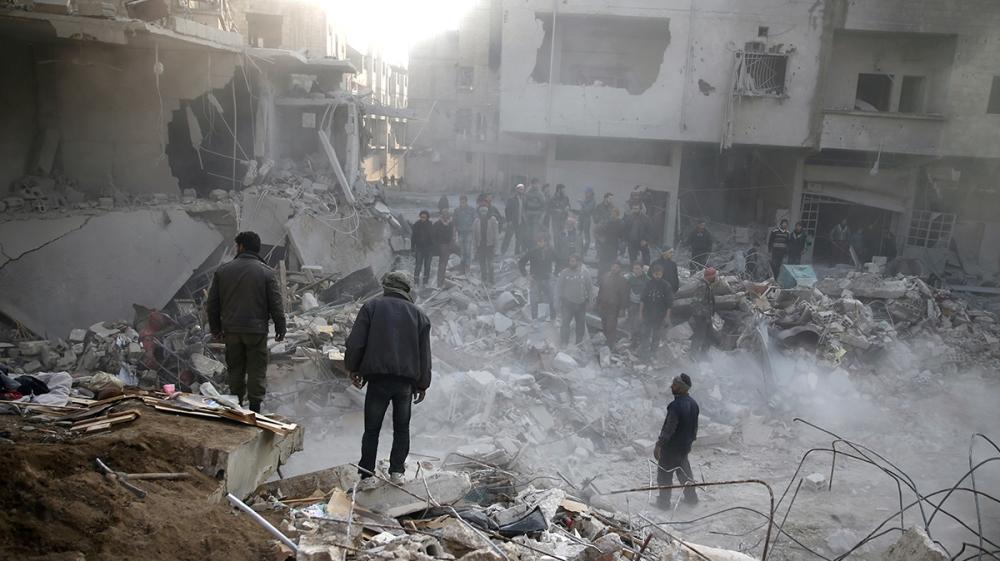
555, 254, 593, 346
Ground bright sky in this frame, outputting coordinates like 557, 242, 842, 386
324, 0, 477, 65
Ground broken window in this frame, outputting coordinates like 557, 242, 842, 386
530, 13, 669, 95
898, 75, 927, 114
907, 210, 955, 248
457, 66, 474, 90
988, 76, 1000, 114
246, 13, 283, 49
855, 73, 893, 112
734, 52, 788, 97
554, 136, 672, 166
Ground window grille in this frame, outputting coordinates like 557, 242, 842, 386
734, 52, 788, 97
906, 210, 955, 249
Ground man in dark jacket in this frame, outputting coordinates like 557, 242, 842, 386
519, 236, 557, 320
650, 248, 680, 293
411, 210, 435, 286
433, 210, 456, 287
206, 231, 286, 413
767, 219, 791, 278
787, 222, 807, 265
454, 196, 477, 275
686, 220, 714, 273
638, 264, 673, 358
548, 184, 571, 240
596, 209, 623, 276
598, 261, 630, 350
654, 373, 699, 507
503, 184, 526, 255
690, 267, 717, 357
623, 205, 652, 266
346, 271, 432, 482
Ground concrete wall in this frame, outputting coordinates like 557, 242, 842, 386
229, 0, 331, 56
499, 0, 829, 147
840, 0, 1000, 158
0, 40, 37, 191
32, 42, 238, 197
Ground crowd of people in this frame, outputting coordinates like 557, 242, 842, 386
410, 181, 723, 360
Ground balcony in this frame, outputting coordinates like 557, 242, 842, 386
819, 110, 945, 157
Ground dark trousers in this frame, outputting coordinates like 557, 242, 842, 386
437, 244, 451, 286
414, 249, 432, 284
360, 378, 413, 476
770, 250, 786, 278
581, 220, 592, 255
600, 306, 622, 348
628, 242, 650, 267
787, 252, 802, 265
478, 246, 495, 285
691, 317, 714, 356
639, 318, 664, 356
560, 300, 588, 345
657, 450, 697, 506
224, 332, 268, 407
530, 277, 554, 320
690, 252, 709, 273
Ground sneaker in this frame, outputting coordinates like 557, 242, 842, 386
389, 472, 405, 485
357, 476, 382, 491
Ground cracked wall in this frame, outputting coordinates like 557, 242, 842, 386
500, 0, 828, 147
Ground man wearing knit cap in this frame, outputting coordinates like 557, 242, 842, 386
654, 373, 700, 508
690, 267, 717, 357
346, 271, 432, 483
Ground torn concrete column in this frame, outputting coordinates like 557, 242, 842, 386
0, 209, 223, 337
317, 129, 356, 206
353, 471, 472, 517
201, 422, 304, 501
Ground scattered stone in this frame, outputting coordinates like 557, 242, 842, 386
804, 472, 827, 491
353, 471, 471, 517
826, 528, 859, 555
666, 322, 694, 341
301, 292, 320, 311
493, 313, 513, 333
190, 353, 225, 376
495, 291, 518, 312
599, 346, 611, 368
553, 352, 578, 372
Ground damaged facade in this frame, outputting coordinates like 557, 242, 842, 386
0, 4, 396, 338
408, 0, 1000, 266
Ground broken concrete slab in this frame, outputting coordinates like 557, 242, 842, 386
667, 322, 694, 341
0, 209, 223, 338
353, 471, 472, 517
318, 266, 380, 304
201, 420, 304, 501
880, 527, 946, 561
493, 312, 514, 333
286, 214, 393, 280
553, 352, 578, 372
238, 193, 293, 247
253, 464, 358, 502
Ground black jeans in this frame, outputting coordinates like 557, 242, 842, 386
360, 377, 413, 476
628, 242, 650, 267
414, 249, 432, 284
657, 449, 697, 506
560, 300, 587, 345
770, 250, 786, 278
690, 316, 714, 357
639, 318, 664, 356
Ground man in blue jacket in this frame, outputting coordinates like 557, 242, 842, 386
654, 373, 700, 508
346, 271, 432, 482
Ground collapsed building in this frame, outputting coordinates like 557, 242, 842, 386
0, 2, 403, 340
407, 0, 1000, 279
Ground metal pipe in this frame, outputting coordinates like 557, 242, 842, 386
226, 493, 298, 553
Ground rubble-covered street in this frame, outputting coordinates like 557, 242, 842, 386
1, 1, 1000, 561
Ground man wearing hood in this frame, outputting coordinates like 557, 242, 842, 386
503, 184, 526, 255
346, 271, 432, 483
654, 373, 700, 508
473, 205, 500, 285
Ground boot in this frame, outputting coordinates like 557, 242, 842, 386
249, 399, 261, 413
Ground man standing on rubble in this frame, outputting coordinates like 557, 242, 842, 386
207, 231, 286, 413
579, 188, 596, 256
690, 267, 717, 357
654, 373, 699, 508
473, 205, 500, 286
554, 216, 584, 272
548, 184, 571, 240
433, 210, 456, 287
411, 210, 435, 287
650, 248, 680, 293
454, 195, 477, 275
830, 219, 849, 264
767, 219, 791, 278
623, 205, 653, 266
638, 263, 673, 359
503, 184, 526, 255
686, 220, 714, 273
519, 235, 556, 321
346, 271, 431, 483
625, 261, 647, 339
598, 261, 630, 350
524, 183, 547, 245
787, 222, 807, 265
596, 208, 623, 277
555, 254, 592, 346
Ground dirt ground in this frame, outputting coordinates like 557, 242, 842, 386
0, 406, 275, 561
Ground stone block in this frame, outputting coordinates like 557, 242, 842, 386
804, 472, 826, 491
493, 313, 513, 333
495, 291, 518, 312
553, 352, 578, 372
18, 340, 50, 356
881, 527, 946, 561
353, 471, 471, 517
666, 322, 693, 341
68, 329, 87, 343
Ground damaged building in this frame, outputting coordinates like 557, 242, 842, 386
406, 0, 1000, 264
0, 3, 397, 339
